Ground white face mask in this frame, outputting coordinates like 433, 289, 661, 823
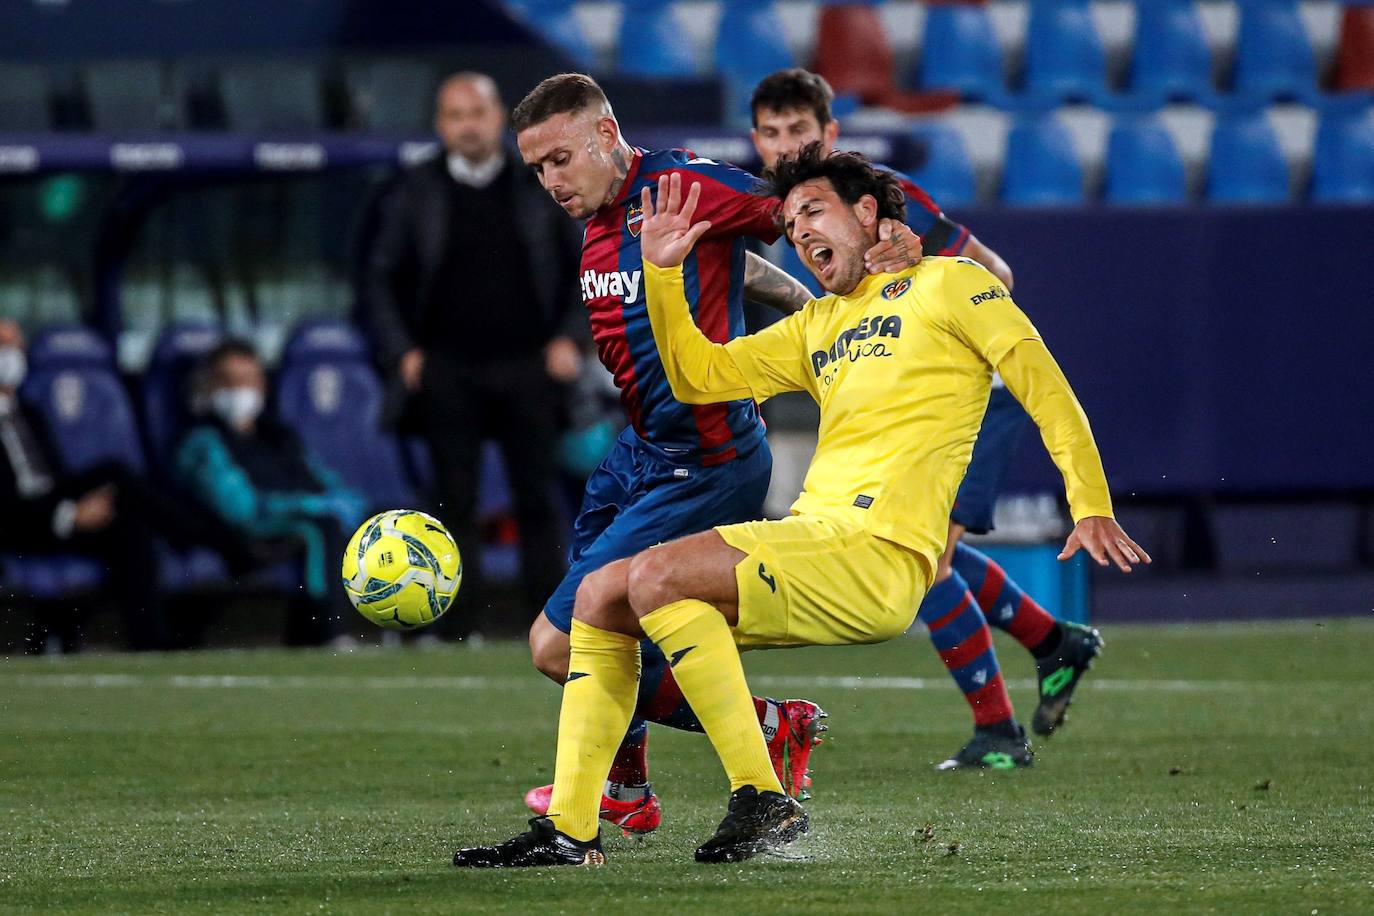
210, 386, 264, 428
0, 347, 26, 389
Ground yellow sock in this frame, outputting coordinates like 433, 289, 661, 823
639, 599, 783, 795
545, 619, 640, 842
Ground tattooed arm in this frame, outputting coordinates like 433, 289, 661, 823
743, 251, 812, 315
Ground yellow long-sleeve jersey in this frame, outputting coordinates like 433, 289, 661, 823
643, 255, 1115, 574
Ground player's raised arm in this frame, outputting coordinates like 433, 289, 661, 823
642, 173, 811, 405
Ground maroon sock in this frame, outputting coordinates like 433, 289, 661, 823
606, 722, 649, 789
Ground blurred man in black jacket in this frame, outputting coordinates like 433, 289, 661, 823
364, 72, 583, 632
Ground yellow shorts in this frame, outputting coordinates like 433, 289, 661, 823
716, 514, 931, 650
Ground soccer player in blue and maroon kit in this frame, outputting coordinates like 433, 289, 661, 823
510, 73, 921, 834
750, 69, 1106, 770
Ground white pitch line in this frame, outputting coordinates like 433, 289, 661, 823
0, 672, 1359, 692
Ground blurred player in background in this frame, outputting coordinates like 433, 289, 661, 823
509, 73, 921, 835
453, 156, 1148, 868
750, 69, 1105, 769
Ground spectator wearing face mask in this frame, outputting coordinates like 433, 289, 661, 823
174, 340, 366, 648
0, 319, 252, 652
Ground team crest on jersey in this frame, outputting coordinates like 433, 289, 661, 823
881, 278, 912, 300
626, 203, 645, 237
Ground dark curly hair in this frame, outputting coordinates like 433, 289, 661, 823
761, 142, 906, 238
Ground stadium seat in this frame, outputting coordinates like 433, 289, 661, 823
715, 0, 794, 124
909, 122, 977, 207
1103, 115, 1189, 205
140, 323, 223, 476
82, 60, 178, 132
1334, 6, 1374, 93
1129, 0, 1214, 100
509, 0, 596, 70
20, 356, 146, 476
27, 325, 116, 371
9, 354, 149, 621
1207, 111, 1291, 204
814, 2, 891, 102
218, 61, 327, 132
279, 317, 370, 365
1232, 0, 1317, 100
813, 3, 959, 114
0, 63, 52, 132
1310, 108, 1374, 203
1000, 115, 1085, 206
1022, 0, 1108, 101
617, 0, 698, 79
915, 4, 1005, 102
276, 321, 414, 511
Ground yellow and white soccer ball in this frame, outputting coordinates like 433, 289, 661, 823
341, 510, 462, 629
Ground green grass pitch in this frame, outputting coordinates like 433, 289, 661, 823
3, 619, 1372, 914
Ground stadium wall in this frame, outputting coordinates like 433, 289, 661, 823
944, 204, 1374, 497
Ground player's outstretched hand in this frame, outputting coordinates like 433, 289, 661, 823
640, 172, 712, 269
1059, 516, 1152, 573
864, 220, 921, 275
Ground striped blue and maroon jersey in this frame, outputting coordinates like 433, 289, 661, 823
580, 148, 781, 465
884, 165, 970, 257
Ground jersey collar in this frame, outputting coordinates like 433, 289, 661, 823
608, 147, 645, 209
849, 271, 889, 299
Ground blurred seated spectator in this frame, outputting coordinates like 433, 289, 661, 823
0, 319, 248, 652
175, 340, 365, 648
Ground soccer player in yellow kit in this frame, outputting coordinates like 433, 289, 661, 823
452, 146, 1148, 868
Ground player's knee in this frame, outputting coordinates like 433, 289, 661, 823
572, 566, 621, 630
527, 620, 569, 684
626, 548, 677, 617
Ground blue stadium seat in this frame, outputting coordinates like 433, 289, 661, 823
909, 122, 976, 207
715, 0, 794, 124
1022, 0, 1108, 101
140, 323, 222, 477
916, 4, 1005, 101
280, 317, 370, 366
1103, 115, 1189, 205
1233, 0, 1317, 100
20, 362, 146, 476
276, 321, 414, 512
1130, 0, 1214, 100
618, 0, 697, 78
3, 346, 140, 602
1311, 109, 1374, 203
1000, 115, 1085, 205
508, 0, 596, 70
1207, 111, 1291, 203
27, 325, 115, 371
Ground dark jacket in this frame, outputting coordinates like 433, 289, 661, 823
361, 148, 585, 423
0, 398, 66, 546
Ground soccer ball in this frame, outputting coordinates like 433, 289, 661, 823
341, 510, 462, 629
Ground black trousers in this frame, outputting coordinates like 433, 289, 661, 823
421, 352, 567, 632
7, 462, 252, 651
